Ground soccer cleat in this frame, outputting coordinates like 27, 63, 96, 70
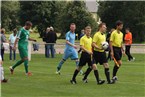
82, 79, 88, 83
70, 80, 77, 84
108, 79, 115, 84
9, 66, 14, 74
97, 80, 105, 85
112, 76, 118, 81
55, 71, 61, 75
1, 79, 8, 83
131, 57, 135, 61
26, 72, 32, 76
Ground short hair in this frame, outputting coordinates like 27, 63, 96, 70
85, 26, 91, 30
13, 28, 17, 33
98, 23, 106, 29
70, 23, 76, 26
1, 28, 5, 34
25, 21, 32, 26
125, 27, 130, 31
116, 20, 123, 26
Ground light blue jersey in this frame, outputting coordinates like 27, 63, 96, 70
65, 31, 75, 50
63, 31, 78, 60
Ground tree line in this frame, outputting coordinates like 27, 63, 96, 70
1, 1, 145, 42
98, 1, 145, 42
1, 1, 98, 38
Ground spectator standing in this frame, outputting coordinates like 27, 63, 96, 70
44, 27, 50, 58
124, 28, 135, 61
0, 28, 7, 61
46, 26, 57, 58
9, 28, 17, 60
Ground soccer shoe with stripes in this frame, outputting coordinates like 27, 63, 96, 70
97, 80, 105, 85
112, 76, 118, 81
9, 66, 14, 74
70, 80, 77, 84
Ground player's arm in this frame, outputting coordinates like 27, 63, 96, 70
92, 42, 102, 50
66, 40, 77, 49
109, 41, 114, 58
28, 38, 36, 42
121, 42, 125, 56
124, 34, 130, 41
80, 45, 92, 55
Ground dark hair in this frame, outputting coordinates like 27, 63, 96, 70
70, 23, 76, 26
85, 26, 91, 30
13, 28, 17, 33
1, 28, 5, 34
25, 21, 32, 26
125, 27, 130, 31
98, 23, 106, 29
116, 20, 123, 26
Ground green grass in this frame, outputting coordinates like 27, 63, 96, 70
1, 54, 145, 97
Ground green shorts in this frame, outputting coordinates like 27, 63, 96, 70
18, 48, 28, 59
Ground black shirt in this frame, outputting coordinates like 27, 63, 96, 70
46, 31, 57, 43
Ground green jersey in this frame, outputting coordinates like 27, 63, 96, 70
17, 27, 30, 49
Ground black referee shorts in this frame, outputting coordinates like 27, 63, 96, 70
93, 50, 108, 65
113, 46, 122, 61
79, 52, 92, 67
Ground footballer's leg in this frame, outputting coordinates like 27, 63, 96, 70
112, 60, 122, 81
112, 49, 122, 81
82, 54, 92, 83
56, 50, 70, 74
10, 48, 24, 74
103, 63, 115, 84
56, 59, 66, 74
70, 66, 83, 84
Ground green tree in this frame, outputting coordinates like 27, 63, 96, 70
98, 1, 145, 42
1, 1, 20, 32
19, 1, 62, 37
59, 1, 98, 38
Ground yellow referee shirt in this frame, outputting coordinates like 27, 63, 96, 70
110, 30, 123, 47
80, 35, 92, 52
93, 31, 106, 52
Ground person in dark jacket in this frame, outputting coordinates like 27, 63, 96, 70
46, 26, 57, 58
44, 27, 50, 58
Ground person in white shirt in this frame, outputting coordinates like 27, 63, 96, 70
9, 29, 17, 60
0, 55, 8, 83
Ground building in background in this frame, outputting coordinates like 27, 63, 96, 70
85, 0, 101, 24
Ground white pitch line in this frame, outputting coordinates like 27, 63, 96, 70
6, 69, 145, 86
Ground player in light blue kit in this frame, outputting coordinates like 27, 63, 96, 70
56, 23, 82, 74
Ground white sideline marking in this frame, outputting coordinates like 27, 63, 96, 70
6, 69, 145, 86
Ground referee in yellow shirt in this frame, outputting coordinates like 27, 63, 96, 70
70, 26, 105, 85
110, 20, 125, 81
92, 23, 114, 84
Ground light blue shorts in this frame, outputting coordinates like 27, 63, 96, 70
63, 48, 78, 60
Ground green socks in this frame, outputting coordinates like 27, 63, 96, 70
12, 60, 23, 69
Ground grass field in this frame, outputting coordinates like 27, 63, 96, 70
1, 54, 145, 97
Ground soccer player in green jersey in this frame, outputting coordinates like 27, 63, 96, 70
9, 21, 36, 76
